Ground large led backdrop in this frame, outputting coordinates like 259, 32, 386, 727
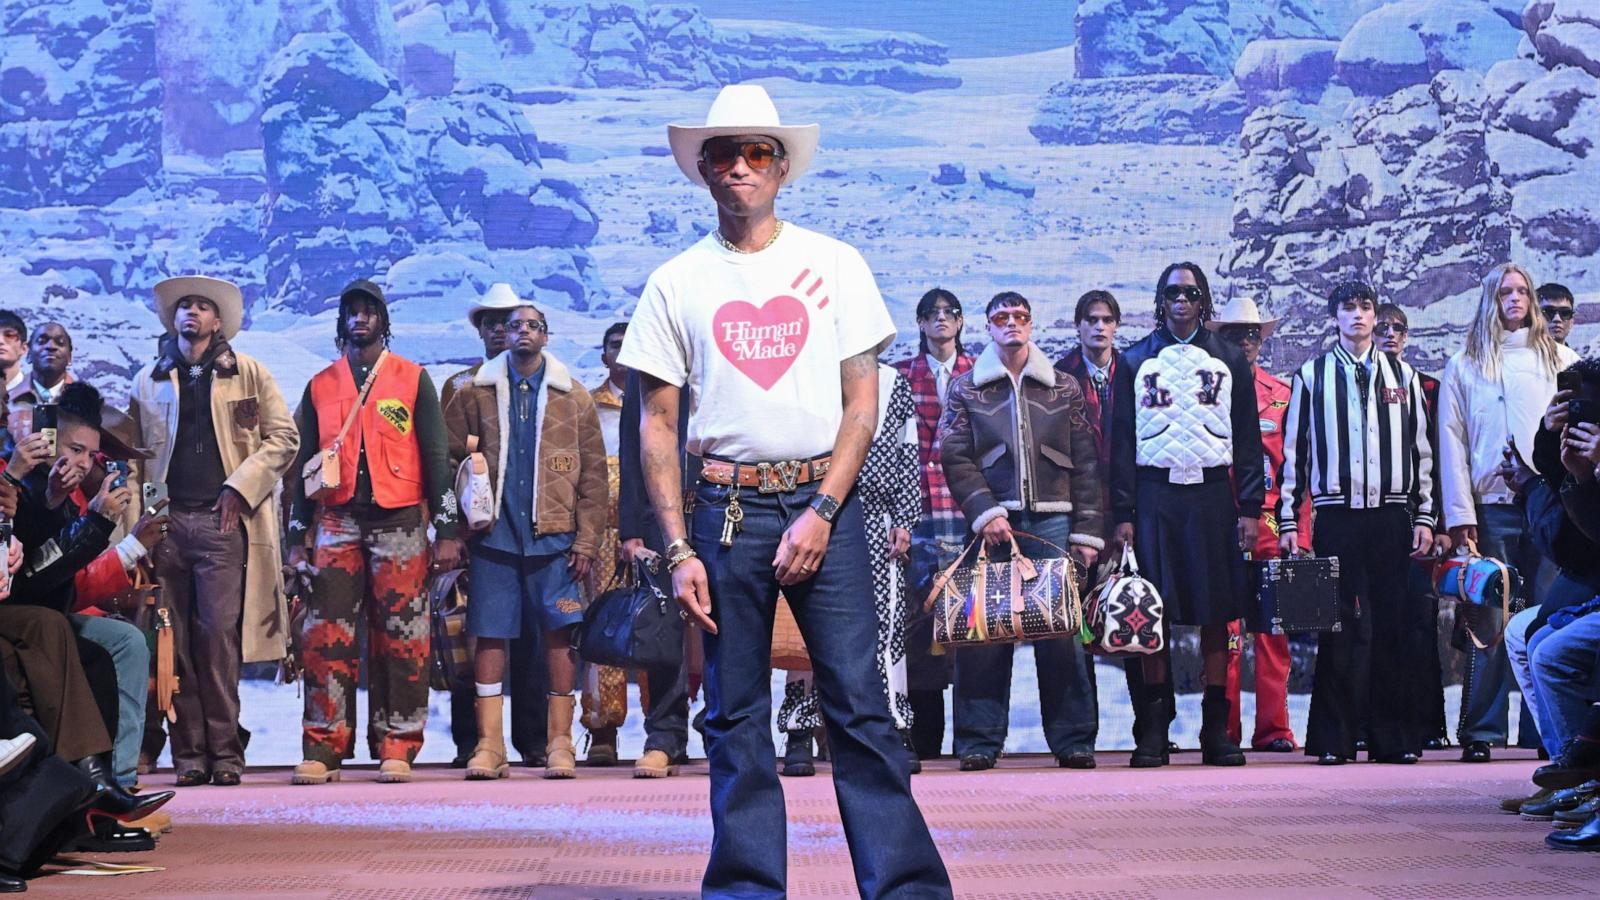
1, 0, 1594, 757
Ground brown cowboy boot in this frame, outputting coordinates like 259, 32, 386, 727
545, 694, 577, 779
466, 695, 510, 780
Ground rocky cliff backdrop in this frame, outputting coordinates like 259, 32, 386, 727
2, 0, 1596, 403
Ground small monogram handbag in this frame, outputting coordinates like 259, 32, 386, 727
302, 350, 387, 501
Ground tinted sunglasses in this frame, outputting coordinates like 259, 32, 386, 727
989, 310, 1032, 326
1219, 325, 1262, 342
701, 140, 785, 173
919, 305, 962, 320
1541, 305, 1575, 321
1162, 285, 1203, 304
1376, 321, 1408, 335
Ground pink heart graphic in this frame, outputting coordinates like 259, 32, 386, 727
712, 295, 810, 391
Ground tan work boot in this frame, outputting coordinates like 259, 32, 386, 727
633, 749, 678, 779
466, 695, 511, 780
545, 693, 577, 779
377, 759, 412, 783
292, 760, 339, 784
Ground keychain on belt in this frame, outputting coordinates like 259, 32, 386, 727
720, 484, 744, 547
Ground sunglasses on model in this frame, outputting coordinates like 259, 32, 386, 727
989, 310, 1032, 326
508, 319, 547, 334
1375, 321, 1408, 335
920, 305, 962, 321
701, 140, 786, 173
1542, 305, 1575, 321
1162, 285, 1204, 304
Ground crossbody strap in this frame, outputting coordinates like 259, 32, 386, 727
329, 349, 389, 451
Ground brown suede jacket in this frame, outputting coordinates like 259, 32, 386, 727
937, 341, 1106, 550
442, 352, 608, 559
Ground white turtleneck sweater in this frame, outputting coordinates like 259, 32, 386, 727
1438, 329, 1578, 529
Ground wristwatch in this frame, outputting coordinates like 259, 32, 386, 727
809, 493, 841, 524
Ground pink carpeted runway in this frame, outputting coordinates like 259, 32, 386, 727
25, 749, 1599, 898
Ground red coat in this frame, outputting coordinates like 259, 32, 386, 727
68, 485, 132, 615
1256, 366, 1312, 558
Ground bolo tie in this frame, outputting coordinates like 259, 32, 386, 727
518, 381, 531, 422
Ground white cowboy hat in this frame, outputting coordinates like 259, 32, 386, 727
467, 282, 535, 325
1207, 295, 1278, 339
154, 275, 244, 341
667, 84, 819, 187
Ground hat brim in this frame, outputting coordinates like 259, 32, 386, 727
154, 276, 244, 341
667, 124, 819, 187
98, 406, 153, 461
1206, 317, 1277, 339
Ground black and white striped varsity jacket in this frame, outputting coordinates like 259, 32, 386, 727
1277, 344, 1435, 535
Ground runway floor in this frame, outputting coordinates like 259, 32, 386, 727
25, 748, 1599, 899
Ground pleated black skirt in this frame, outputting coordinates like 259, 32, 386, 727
1134, 476, 1248, 627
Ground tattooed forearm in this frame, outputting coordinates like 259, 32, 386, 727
640, 375, 688, 544
815, 349, 881, 500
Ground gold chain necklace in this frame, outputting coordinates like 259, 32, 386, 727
715, 220, 783, 254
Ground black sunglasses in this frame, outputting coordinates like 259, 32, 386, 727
1376, 322, 1408, 335
1541, 305, 1575, 321
1162, 285, 1204, 304
701, 140, 786, 173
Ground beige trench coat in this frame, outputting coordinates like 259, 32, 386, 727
126, 348, 300, 662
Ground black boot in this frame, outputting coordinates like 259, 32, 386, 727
0, 871, 21, 892
900, 729, 922, 775
781, 730, 814, 777
1547, 811, 1600, 851
75, 755, 175, 821
1130, 693, 1171, 768
1200, 686, 1247, 767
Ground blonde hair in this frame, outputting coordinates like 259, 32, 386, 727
1463, 262, 1564, 380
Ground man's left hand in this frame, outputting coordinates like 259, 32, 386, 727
214, 487, 249, 535
1237, 517, 1259, 554
568, 550, 593, 583
432, 537, 464, 572
774, 508, 830, 586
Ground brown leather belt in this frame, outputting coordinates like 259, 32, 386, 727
699, 455, 831, 494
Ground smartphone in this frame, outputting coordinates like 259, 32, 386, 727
33, 403, 57, 456
142, 481, 169, 512
1570, 399, 1600, 426
1558, 369, 1582, 394
107, 460, 128, 491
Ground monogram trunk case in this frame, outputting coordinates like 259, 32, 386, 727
1248, 556, 1341, 635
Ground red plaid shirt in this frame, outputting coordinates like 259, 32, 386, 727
893, 351, 973, 535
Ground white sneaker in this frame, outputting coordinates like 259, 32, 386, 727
0, 733, 37, 779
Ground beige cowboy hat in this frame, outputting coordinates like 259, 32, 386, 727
668, 84, 819, 187
467, 282, 535, 326
99, 405, 153, 461
1207, 295, 1278, 339
154, 275, 244, 341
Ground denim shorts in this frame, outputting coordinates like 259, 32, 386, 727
466, 545, 584, 639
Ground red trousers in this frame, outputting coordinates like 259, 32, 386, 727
1226, 621, 1295, 748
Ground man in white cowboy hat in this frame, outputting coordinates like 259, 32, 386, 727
126, 274, 299, 786
1205, 295, 1303, 754
439, 282, 549, 769
621, 83, 951, 897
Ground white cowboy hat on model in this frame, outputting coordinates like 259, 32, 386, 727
1206, 295, 1278, 339
468, 282, 535, 325
667, 83, 819, 187
153, 275, 245, 340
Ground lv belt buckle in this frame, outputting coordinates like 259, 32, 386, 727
756, 460, 802, 494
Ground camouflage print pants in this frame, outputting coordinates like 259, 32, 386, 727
302, 504, 431, 766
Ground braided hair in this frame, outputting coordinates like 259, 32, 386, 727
335, 292, 393, 350
1153, 262, 1215, 333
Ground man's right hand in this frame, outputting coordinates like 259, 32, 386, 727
980, 515, 1013, 547
670, 555, 716, 634
5, 433, 53, 481
88, 471, 133, 519
1545, 389, 1573, 432
621, 538, 652, 563
1448, 524, 1477, 551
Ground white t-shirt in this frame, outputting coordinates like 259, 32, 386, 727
619, 223, 895, 461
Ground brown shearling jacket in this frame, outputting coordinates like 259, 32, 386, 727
442, 352, 608, 559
